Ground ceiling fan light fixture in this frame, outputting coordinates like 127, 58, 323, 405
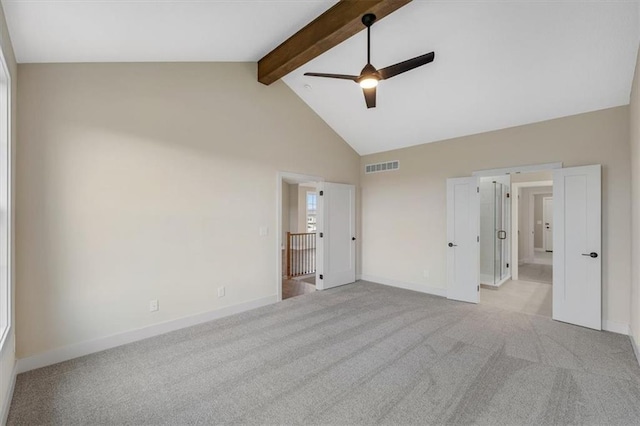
303, 12, 435, 108
359, 77, 379, 89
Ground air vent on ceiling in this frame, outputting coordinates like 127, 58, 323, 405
365, 160, 400, 174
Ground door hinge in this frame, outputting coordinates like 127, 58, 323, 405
319, 191, 324, 196
319, 274, 323, 280
319, 232, 323, 238
477, 187, 479, 193
506, 193, 510, 198
477, 236, 480, 242
477, 285, 480, 292
506, 263, 510, 268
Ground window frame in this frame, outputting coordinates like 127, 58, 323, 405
306, 191, 317, 233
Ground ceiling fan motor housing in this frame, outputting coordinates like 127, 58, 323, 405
362, 13, 377, 27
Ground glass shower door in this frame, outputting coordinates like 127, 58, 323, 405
480, 181, 509, 285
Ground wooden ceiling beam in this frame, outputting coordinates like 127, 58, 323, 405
257, 0, 412, 85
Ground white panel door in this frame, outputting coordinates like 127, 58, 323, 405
447, 177, 480, 303
553, 165, 601, 330
543, 197, 553, 251
316, 182, 356, 290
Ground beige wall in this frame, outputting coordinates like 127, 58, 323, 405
361, 106, 631, 328
0, 0, 16, 419
281, 182, 290, 245
630, 45, 640, 351
16, 63, 360, 358
288, 184, 298, 233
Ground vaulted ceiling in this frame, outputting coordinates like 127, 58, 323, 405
3, 0, 638, 155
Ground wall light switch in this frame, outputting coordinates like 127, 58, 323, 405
259, 226, 269, 237
149, 299, 159, 312
218, 287, 225, 298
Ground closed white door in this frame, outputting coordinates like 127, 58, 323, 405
316, 182, 356, 290
543, 197, 553, 251
553, 165, 601, 330
447, 177, 480, 303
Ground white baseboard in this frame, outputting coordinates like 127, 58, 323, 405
16, 295, 278, 374
356, 274, 362, 281
1, 364, 16, 426
602, 320, 630, 335
631, 334, 640, 367
360, 275, 447, 298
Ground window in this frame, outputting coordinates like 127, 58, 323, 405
306, 192, 317, 232
0, 49, 10, 349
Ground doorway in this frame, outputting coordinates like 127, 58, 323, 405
276, 172, 357, 301
480, 173, 553, 317
447, 163, 602, 330
280, 179, 319, 300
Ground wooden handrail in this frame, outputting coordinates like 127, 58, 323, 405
286, 232, 317, 278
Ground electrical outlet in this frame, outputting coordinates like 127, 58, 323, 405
149, 299, 159, 312
218, 286, 225, 298
259, 226, 269, 237
423, 269, 430, 279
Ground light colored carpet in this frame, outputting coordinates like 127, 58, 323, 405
481, 279, 553, 318
519, 263, 553, 284
8, 282, 640, 425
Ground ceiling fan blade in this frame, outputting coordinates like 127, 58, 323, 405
363, 87, 376, 109
304, 72, 358, 81
378, 52, 435, 80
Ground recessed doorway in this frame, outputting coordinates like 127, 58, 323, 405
478, 172, 553, 317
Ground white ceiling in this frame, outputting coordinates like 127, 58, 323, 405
284, 1, 639, 154
3, 0, 639, 155
1, 0, 338, 63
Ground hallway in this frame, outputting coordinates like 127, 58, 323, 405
481, 279, 552, 317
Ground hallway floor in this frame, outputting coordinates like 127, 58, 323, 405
282, 276, 315, 300
481, 279, 552, 318
519, 263, 552, 284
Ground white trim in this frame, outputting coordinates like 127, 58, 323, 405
630, 335, 640, 367
472, 163, 562, 177
16, 295, 277, 374
360, 275, 447, 298
542, 196, 553, 252
601, 320, 630, 335
513, 180, 554, 189
276, 171, 324, 302
481, 275, 510, 288
1, 363, 15, 425
0, 40, 12, 353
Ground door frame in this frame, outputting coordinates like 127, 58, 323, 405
276, 172, 324, 302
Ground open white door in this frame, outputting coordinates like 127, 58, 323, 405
553, 165, 601, 330
543, 197, 553, 251
447, 177, 480, 303
316, 182, 356, 290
